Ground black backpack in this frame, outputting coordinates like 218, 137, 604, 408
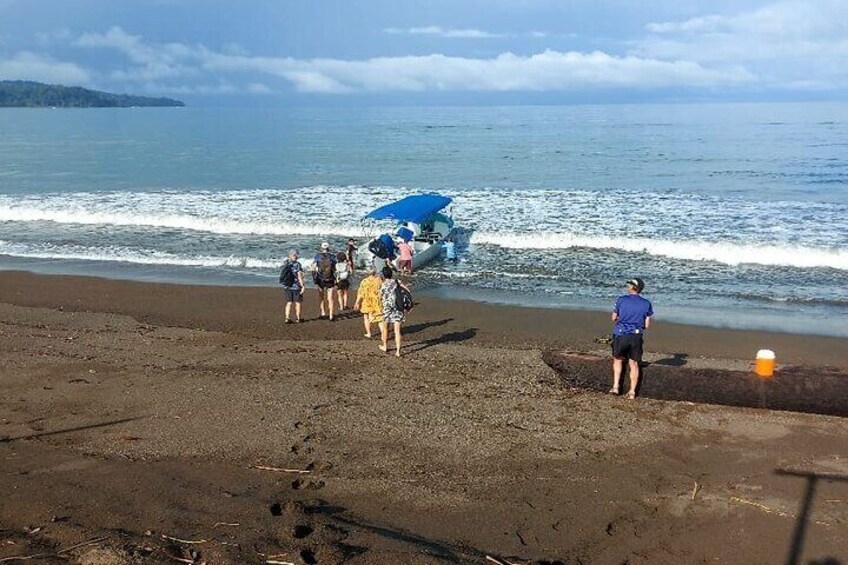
279, 260, 296, 287
368, 238, 389, 259
318, 253, 335, 283
394, 284, 414, 312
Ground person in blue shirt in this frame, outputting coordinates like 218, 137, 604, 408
279, 249, 305, 324
610, 277, 653, 399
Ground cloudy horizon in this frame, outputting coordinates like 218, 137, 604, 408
1, 0, 847, 104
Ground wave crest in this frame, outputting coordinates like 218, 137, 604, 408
471, 232, 848, 270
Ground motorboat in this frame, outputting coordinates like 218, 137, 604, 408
360, 194, 455, 271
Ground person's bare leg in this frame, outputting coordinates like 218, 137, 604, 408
294, 301, 302, 322
379, 321, 388, 352
393, 322, 402, 356
285, 301, 292, 321
363, 313, 372, 337
611, 357, 624, 394
328, 289, 335, 320
627, 359, 640, 399
318, 289, 326, 317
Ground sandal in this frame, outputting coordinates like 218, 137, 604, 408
608, 388, 619, 395
626, 391, 636, 400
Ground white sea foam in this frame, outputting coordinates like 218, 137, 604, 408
471, 232, 848, 270
0, 205, 361, 238
1, 186, 846, 271
0, 241, 280, 270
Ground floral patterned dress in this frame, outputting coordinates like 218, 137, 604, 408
380, 279, 406, 323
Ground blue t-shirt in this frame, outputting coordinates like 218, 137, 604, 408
613, 294, 654, 335
282, 259, 303, 290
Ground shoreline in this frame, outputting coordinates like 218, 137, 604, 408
2, 269, 847, 563
2, 257, 846, 339
0, 270, 846, 368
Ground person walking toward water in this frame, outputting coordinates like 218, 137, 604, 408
396, 238, 414, 275
354, 267, 383, 338
335, 251, 352, 310
610, 278, 653, 399
279, 249, 305, 324
346, 238, 358, 273
312, 242, 337, 321
379, 266, 412, 357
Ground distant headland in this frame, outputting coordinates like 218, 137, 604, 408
0, 80, 185, 108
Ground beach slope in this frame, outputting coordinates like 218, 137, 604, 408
1, 272, 846, 564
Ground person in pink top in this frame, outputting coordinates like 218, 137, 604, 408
396, 239, 414, 275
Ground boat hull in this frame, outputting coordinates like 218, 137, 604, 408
542, 350, 848, 417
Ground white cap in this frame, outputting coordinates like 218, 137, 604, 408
756, 349, 775, 360
321, 242, 330, 250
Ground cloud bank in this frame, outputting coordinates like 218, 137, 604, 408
0, 51, 90, 84
65, 26, 751, 94
384, 26, 506, 39
2, 1, 846, 97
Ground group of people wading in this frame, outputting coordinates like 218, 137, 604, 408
279, 241, 414, 357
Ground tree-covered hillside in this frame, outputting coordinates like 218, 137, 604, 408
0, 81, 185, 108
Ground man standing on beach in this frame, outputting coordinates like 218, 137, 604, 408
610, 278, 653, 399
312, 242, 337, 321
280, 249, 305, 324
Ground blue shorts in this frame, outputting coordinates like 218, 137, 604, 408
283, 288, 303, 303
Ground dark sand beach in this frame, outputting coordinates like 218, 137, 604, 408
1, 271, 846, 564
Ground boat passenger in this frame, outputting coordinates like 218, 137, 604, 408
346, 238, 358, 272
312, 242, 337, 321
379, 266, 412, 357
335, 251, 352, 310
354, 267, 383, 338
396, 239, 414, 275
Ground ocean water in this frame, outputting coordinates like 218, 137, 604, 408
1, 103, 846, 336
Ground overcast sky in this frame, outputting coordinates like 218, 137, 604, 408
1, 0, 847, 104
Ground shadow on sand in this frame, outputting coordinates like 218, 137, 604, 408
403, 318, 453, 335
407, 328, 478, 353
300, 498, 568, 565
777, 468, 848, 565
5, 417, 144, 442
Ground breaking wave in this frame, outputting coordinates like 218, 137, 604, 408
471, 232, 848, 270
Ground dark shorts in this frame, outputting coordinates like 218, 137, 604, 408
612, 333, 643, 362
336, 278, 350, 290
283, 288, 303, 303
315, 278, 335, 290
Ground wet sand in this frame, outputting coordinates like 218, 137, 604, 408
1, 271, 846, 564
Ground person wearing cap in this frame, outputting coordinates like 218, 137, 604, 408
280, 249, 305, 324
312, 242, 338, 320
610, 277, 653, 399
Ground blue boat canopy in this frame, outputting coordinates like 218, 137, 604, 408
365, 194, 452, 224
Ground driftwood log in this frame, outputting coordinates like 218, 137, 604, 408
542, 351, 848, 417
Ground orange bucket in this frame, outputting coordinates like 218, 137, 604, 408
755, 349, 776, 378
